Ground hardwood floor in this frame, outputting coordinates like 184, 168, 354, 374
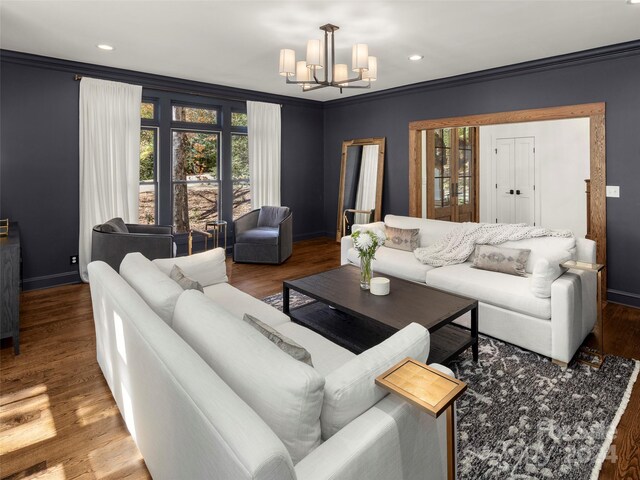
1, 237, 638, 480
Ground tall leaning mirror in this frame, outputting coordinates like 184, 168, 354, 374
336, 137, 385, 242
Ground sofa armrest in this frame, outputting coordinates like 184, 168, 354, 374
233, 209, 260, 238
127, 224, 173, 235
575, 237, 597, 263
340, 236, 354, 265
295, 395, 448, 480
550, 270, 596, 363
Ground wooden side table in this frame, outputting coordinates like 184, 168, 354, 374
376, 358, 467, 480
561, 260, 606, 369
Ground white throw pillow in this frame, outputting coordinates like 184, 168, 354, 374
501, 236, 576, 274
320, 322, 429, 440
172, 291, 324, 464
530, 254, 571, 298
119, 252, 184, 326
153, 247, 227, 287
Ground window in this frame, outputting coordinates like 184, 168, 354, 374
171, 129, 220, 233
139, 128, 157, 224
172, 105, 218, 124
232, 133, 250, 219
138, 99, 249, 242
141, 102, 155, 119
231, 111, 248, 127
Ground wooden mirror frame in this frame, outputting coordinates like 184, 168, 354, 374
336, 137, 386, 242
408, 103, 607, 296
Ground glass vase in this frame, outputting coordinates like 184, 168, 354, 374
360, 255, 373, 290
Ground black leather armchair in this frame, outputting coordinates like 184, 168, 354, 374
91, 218, 173, 272
233, 206, 292, 264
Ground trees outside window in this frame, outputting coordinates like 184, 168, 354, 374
138, 99, 250, 239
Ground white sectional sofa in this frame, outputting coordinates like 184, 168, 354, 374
88, 249, 455, 480
341, 215, 597, 365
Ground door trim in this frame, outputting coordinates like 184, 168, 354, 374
408, 102, 606, 297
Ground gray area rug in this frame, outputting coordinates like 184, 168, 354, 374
263, 292, 639, 480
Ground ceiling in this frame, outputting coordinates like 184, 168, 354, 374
1, 1, 639, 102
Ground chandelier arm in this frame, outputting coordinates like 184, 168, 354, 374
303, 83, 329, 92
330, 29, 336, 84
286, 76, 328, 86
323, 28, 329, 84
330, 83, 372, 89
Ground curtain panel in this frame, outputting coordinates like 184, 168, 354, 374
247, 101, 281, 209
79, 77, 142, 281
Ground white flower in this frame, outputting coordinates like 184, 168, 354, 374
372, 228, 386, 244
355, 232, 373, 250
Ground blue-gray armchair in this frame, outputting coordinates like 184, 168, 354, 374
233, 206, 292, 264
91, 217, 174, 272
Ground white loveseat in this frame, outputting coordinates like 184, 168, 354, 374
88, 249, 455, 480
341, 215, 597, 365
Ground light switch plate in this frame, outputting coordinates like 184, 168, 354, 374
606, 186, 620, 198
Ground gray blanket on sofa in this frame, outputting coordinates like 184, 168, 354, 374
413, 222, 573, 267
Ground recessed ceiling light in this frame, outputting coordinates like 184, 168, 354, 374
408, 54, 424, 61
627, 0, 640, 4
97, 44, 114, 51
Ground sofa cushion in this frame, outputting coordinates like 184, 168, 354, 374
500, 236, 576, 274
257, 206, 290, 228
153, 247, 227, 287
235, 227, 279, 245
426, 262, 551, 319
169, 265, 204, 292
96, 217, 128, 233
172, 291, 324, 464
321, 323, 430, 440
384, 226, 420, 252
274, 322, 356, 377
243, 314, 313, 366
202, 282, 290, 327
530, 256, 571, 298
472, 245, 530, 277
384, 215, 458, 248
347, 245, 435, 283
119, 252, 185, 325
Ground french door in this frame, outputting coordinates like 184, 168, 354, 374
426, 127, 477, 222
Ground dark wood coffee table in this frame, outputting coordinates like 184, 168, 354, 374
283, 265, 478, 364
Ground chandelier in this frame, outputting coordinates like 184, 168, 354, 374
279, 24, 377, 93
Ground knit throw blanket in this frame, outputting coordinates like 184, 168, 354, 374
413, 223, 573, 267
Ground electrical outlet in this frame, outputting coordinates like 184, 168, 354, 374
606, 185, 620, 198
70, 255, 78, 265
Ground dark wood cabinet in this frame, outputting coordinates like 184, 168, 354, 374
1, 223, 21, 354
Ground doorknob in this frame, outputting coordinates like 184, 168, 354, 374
509, 189, 514, 194
516, 190, 521, 195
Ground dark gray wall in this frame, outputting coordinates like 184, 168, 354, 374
0, 52, 324, 290
323, 46, 640, 307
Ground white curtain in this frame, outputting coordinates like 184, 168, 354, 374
354, 145, 379, 224
247, 101, 281, 208
79, 78, 142, 282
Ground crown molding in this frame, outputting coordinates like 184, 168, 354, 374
0, 49, 324, 109
324, 40, 640, 109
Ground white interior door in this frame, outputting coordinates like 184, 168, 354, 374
495, 138, 515, 223
514, 138, 535, 225
494, 137, 535, 225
